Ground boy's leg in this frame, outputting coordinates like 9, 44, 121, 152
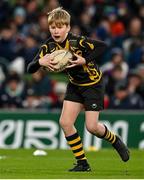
85, 111, 130, 162
59, 100, 91, 171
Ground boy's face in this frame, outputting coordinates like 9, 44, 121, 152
49, 23, 70, 43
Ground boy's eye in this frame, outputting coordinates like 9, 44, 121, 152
50, 26, 62, 29
51, 26, 56, 29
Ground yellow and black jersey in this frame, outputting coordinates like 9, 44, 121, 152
27, 33, 107, 86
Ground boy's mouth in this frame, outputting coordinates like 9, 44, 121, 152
54, 35, 60, 39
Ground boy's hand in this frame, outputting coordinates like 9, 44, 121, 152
66, 53, 86, 68
39, 54, 58, 71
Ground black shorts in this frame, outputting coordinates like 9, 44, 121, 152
64, 79, 105, 111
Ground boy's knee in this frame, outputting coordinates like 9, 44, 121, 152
59, 118, 66, 128
59, 118, 72, 129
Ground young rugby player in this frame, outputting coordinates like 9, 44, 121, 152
27, 7, 130, 172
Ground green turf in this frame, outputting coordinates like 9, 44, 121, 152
0, 149, 143, 179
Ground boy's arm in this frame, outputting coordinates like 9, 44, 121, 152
27, 45, 47, 73
27, 52, 41, 73
79, 37, 107, 64
67, 36, 107, 68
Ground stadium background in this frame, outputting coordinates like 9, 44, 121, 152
0, 0, 144, 149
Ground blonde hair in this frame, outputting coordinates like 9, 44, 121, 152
47, 7, 70, 26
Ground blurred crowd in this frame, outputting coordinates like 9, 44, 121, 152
0, 0, 144, 110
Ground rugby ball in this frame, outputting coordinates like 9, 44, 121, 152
43, 49, 73, 72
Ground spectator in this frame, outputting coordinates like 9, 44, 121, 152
0, 25, 17, 61
25, 69, 54, 109
135, 64, 144, 99
127, 71, 143, 96
27, 69, 53, 96
42, 0, 59, 14
25, 0, 39, 24
23, 88, 45, 109
13, 6, 27, 35
0, 0, 12, 24
123, 17, 143, 68
109, 84, 144, 109
38, 14, 50, 41
101, 47, 129, 78
71, 25, 82, 36
0, 72, 27, 108
104, 65, 126, 97
50, 82, 67, 110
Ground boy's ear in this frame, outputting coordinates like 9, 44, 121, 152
67, 25, 71, 32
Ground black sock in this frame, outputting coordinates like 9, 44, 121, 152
66, 132, 87, 161
102, 125, 117, 144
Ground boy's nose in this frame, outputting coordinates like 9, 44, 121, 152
54, 28, 59, 33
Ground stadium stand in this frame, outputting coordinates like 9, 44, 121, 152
0, 0, 143, 110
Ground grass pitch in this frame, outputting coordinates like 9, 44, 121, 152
0, 149, 143, 179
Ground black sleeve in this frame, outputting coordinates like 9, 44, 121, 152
27, 45, 48, 73
78, 36, 107, 64
27, 51, 41, 73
